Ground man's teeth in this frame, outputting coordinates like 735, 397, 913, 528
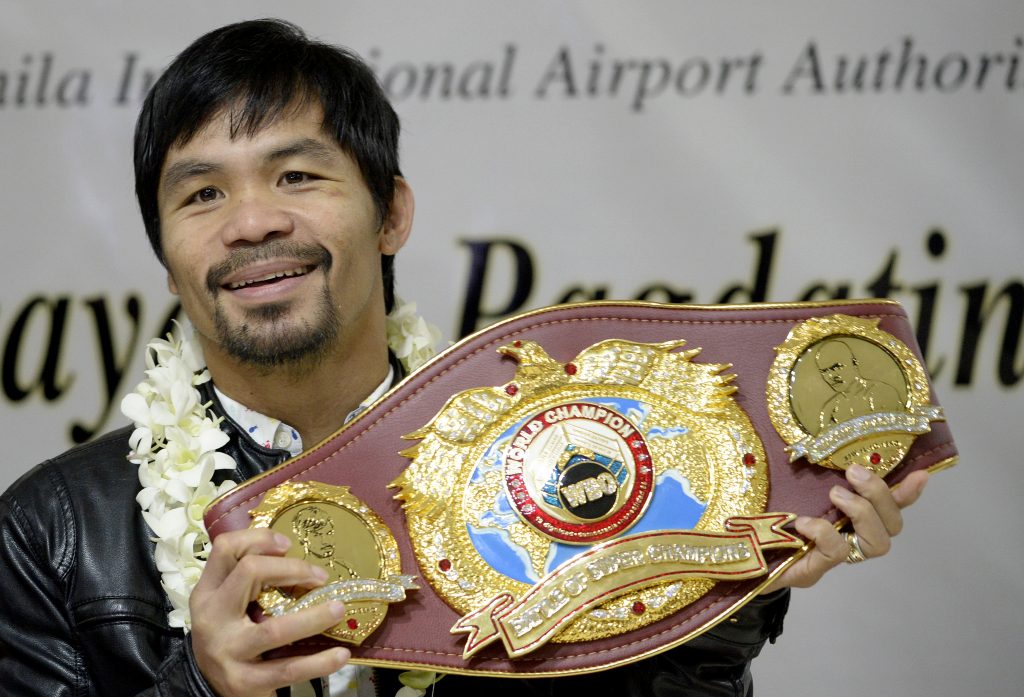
228, 267, 309, 290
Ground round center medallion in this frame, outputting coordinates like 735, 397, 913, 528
502, 401, 654, 544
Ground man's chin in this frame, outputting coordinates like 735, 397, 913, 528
212, 286, 340, 368
216, 319, 339, 368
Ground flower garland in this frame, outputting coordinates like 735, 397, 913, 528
122, 299, 442, 631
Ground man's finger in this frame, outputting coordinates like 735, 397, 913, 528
892, 470, 929, 509
786, 516, 848, 586
216, 555, 329, 615
845, 464, 903, 536
245, 647, 352, 695
829, 483, 891, 558
197, 528, 292, 590
249, 601, 348, 657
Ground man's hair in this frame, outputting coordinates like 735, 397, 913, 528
133, 18, 402, 311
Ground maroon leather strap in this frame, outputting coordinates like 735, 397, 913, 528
204, 300, 957, 676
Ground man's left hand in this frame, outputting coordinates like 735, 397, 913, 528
762, 463, 929, 592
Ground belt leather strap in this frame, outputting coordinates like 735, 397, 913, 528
204, 300, 957, 677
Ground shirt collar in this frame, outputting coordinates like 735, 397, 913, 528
215, 366, 394, 457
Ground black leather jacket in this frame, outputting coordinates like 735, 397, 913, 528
0, 387, 788, 696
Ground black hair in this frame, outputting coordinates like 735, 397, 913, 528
133, 18, 401, 311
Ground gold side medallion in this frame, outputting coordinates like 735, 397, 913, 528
767, 314, 945, 474
392, 339, 801, 658
249, 481, 417, 645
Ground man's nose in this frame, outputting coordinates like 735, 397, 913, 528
221, 191, 295, 245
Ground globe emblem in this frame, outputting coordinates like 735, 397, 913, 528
501, 401, 654, 544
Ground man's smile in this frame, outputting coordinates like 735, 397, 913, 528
223, 263, 317, 291
205, 242, 333, 299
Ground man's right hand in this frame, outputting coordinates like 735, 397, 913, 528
189, 528, 351, 697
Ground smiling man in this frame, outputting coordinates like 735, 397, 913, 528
0, 18, 927, 697
155, 102, 412, 448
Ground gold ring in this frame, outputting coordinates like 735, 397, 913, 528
843, 532, 867, 564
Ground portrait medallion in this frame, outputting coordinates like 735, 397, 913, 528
767, 314, 945, 474
248, 481, 417, 644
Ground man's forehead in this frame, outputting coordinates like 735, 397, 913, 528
158, 102, 339, 187
168, 101, 330, 155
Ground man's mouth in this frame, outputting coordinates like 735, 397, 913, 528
223, 264, 316, 291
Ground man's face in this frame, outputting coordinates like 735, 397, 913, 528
157, 104, 405, 368
815, 341, 857, 392
296, 512, 336, 560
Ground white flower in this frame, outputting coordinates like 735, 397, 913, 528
122, 321, 232, 633
126, 306, 441, 631
387, 297, 443, 372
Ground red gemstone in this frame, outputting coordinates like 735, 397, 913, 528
505, 384, 518, 396
631, 601, 646, 615
743, 453, 756, 466
346, 618, 359, 630
870, 452, 882, 465
514, 340, 523, 347
438, 558, 452, 572
565, 363, 578, 375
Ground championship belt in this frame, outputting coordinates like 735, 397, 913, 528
204, 299, 957, 676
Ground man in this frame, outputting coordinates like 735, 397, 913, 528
0, 19, 927, 697
292, 507, 358, 581
815, 339, 905, 432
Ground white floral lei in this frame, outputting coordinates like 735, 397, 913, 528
121, 299, 442, 631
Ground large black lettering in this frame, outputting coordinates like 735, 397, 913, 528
70, 295, 142, 442
458, 239, 534, 337
2, 296, 74, 402
865, 250, 903, 298
956, 281, 1024, 386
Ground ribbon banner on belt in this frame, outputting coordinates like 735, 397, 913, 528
453, 514, 801, 658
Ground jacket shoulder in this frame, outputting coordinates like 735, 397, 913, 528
5, 425, 137, 497
1, 426, 139, 574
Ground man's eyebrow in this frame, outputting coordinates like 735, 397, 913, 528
265, 137, 342, 166
160, 160, 220, 195
160, 138, 342, 194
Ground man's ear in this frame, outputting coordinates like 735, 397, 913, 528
379, 177, 414, 255
167, 272, 179, 295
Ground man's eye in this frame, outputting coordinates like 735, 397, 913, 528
282, 171, 311, 185
189, 187, 220, 204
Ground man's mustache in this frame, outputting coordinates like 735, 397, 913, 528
205, 242, 332, 294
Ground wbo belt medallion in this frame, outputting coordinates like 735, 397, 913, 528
392, 338, 802, 659
767, 314, 945, 474
248, 481, 417, 645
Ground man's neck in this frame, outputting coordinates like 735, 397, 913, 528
203, 334, 391, 449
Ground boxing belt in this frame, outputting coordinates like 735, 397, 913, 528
204, 299, 957, 677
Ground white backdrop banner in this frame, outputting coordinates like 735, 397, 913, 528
1, 2, 1021, 695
